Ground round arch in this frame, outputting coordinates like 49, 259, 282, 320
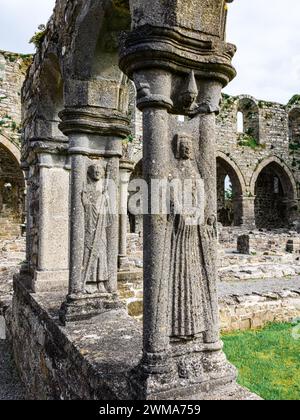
0, 135, 24, 238
0, 134, 21, 164
250, 156, 297, 198
250, 157, 298, 229
216, 152, 246, 226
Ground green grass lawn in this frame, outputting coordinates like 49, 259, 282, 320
222, 322, 300, 400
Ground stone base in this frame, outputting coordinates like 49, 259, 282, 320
118, 255, 131, 271
117, 269, 143, 282
59, 292, 125, 325
7, 278, 261, 400
129, 341, 239, 400
33, 270, 69, 292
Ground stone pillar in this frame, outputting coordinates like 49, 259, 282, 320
20, 140, 70, 292
118, 159, 134, 270
19, 163, 30, 281
34, 153, 70, 292
120, 0, 238, 399
241, 195, 256, 229
59, 79, 131, 324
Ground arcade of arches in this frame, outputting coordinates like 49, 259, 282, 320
128, 155, 298, 233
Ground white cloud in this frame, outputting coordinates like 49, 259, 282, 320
0, 0, 55, 53
225, 0, 300, 103
0, 0, 299, 104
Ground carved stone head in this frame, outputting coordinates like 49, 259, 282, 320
88, 164, 104, 182
207, 215, 217, 226
176, 134, 193, 160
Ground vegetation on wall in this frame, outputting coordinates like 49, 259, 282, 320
29, 25, 47, 49
0, 114, 21, 147
287, 95, 300, 107
220, 93, 236, 112
238, 133, 266, 150
289, 141, 300, 170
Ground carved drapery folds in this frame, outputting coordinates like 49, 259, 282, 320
120, 0, 237, 399
59, 78, 131, 324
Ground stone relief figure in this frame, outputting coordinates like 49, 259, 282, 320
81, 163, 112, 294
167, 134, 218, 342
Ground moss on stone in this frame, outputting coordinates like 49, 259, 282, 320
287, 95, 300, 107
238, 134, 265, 150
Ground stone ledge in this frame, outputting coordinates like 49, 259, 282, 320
7, 277, 259, 400
9, 278, 142, 400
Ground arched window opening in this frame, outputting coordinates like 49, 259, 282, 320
254, 162, 294, 229
274, 177, 280, 194
0, 142, 25, 239
217, 157, 243, 227
289, 108, 300, 145
237, 97, 260, 144
237, 111, 244, 133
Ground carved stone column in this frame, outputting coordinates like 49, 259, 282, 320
120, 0, 237, 399
20, 139, 70, 292
59, 79, 131, 324
19, 162, 30, 280
118, 159, 135, 270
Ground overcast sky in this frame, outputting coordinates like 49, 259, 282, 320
0, 0, 299, 104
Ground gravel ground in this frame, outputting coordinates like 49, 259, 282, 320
219, 276, 300, 297
0, 340, 25, 400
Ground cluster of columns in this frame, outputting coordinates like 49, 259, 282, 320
21, 0, 240, 400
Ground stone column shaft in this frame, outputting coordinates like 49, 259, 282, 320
69, 153, 86, 295
241, 196, 256, 229
143, 107, 170, 357
118, 159, 134, 270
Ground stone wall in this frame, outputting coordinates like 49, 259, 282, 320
117, 276, 300, 333
7, 279, 141, 400
128, 93, 300, 231
0, 50, 29, 238
216, 94, 300, 228
219, 292, 300, 333
237, 231, 300, 255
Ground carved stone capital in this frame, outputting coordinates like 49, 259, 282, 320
119, 158, 135, 173
59, 107, 131, 137
120, 26, 236, 87
21, 138, 69, 167
120, 26, 236, 115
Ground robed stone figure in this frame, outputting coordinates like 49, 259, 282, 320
81, 163, 112, 294
166, 134, 219, 343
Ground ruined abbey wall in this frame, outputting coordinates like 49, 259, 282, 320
127, 93, 300, 232
0, 51, 29, 239
216, 94, 300, 229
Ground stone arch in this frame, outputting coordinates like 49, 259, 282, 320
0, 134, 21, 163
35, 53, 65, 140
216, 152, 246, 226
288, 107, 300, 145
0, 135, 24, 239
250, 157, 298, 229
69, 0, 131, 80
236, 95, 260, 143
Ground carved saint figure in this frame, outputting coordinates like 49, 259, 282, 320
81, 163, 112, 294
167, 134, 218, 342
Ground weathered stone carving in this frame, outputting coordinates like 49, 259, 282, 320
120, 0, 238, 399
59, 78, 131, 323
82, 163, 112, 294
